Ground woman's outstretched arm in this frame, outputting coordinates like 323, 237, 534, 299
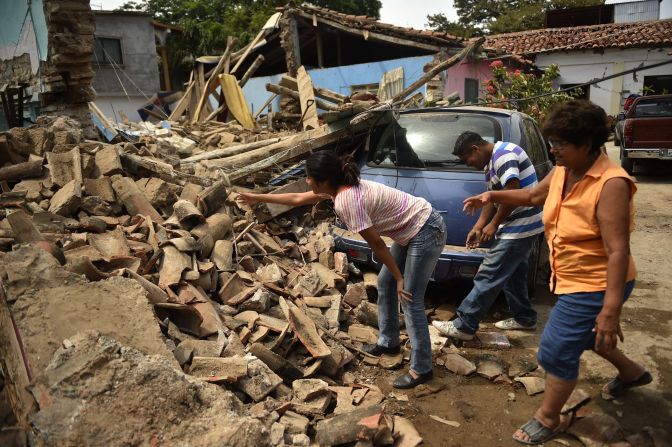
237, 191, 325, 207
463, 167, 556, 215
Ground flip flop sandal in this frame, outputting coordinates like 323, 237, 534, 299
602, 371, 653, 400
513, 418, 562, 445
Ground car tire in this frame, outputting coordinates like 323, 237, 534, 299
620, 150, 634, 175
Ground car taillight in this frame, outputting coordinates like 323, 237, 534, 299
346, 249, 367, 262
624, 122, 633, 146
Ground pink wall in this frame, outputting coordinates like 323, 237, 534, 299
444, 57, 494, 100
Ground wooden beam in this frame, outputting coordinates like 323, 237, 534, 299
265, 83, 339, 111
253, 93, 277, 119
295, 11, 445, 52
280, 75, 347, 103
193, 39, 236, 123
316, 29, 324, 68
231, 29, 265, 74
120, 152, 212, 187
159, 45, 171, 91
392, 37, 484, 103
181, 137, 285, 163
239, 54, 265, 88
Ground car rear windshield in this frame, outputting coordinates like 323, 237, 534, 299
368, 112, 502, 170
631, 98, 672, 117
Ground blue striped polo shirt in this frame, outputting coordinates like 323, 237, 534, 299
486, 141, 544, 239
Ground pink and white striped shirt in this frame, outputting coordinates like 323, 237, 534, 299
334, 180, 432, 246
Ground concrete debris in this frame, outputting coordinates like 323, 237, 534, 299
28, 331, 266, 447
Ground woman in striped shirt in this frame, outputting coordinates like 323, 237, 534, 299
238, 151, 447, 389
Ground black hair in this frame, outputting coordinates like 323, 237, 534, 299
305, 151, 360, 187
453, 131, 488, 158
542, 100, 609, 154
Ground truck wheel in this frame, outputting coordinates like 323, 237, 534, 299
621, 152, 634, 175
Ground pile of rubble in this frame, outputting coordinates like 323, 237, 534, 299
0, 114, 431, 446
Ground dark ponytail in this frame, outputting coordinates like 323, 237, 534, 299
306, 151, 360, 188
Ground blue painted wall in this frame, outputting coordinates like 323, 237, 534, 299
242, 55, 434, 115
0, 0, 48, 62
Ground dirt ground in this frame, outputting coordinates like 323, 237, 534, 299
359, 142, 672, 447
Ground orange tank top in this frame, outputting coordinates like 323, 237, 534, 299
542, 155, 637, 294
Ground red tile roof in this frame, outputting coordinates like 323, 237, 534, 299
286, 4, 464, 49
483, 19, 672, 55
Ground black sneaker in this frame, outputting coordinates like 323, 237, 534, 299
393, 371, 434, 389
363, 343, 401, 357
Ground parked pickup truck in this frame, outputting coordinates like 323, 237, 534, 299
618, 94, 672, 175
334, 106, 553, 290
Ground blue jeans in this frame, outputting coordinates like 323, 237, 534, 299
453, 235, 537, 335
377, 210, 446, 375
537, 281, 635, 381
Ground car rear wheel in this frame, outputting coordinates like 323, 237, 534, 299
620, 150, 634, 175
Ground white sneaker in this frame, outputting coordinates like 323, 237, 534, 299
494, 318, 537, 331
432, 320, 474, 341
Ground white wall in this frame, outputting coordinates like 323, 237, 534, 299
535, 47, 672, 115
95, 95, 147, 122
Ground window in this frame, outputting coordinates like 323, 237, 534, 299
643, 75, 672, 95
93, 37, 123, 65
631, 98, 672, 117
520, 118, 548, 165
464, 78, 479, 104
368, 112, 501, 170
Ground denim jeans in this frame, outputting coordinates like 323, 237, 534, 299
377, 210, 446, 375
453, 235, 538, 335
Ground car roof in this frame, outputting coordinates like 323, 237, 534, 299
401, 105, 520, 117
632, 94, 672, 101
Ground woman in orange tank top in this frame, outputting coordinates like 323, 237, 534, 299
463, 100, 650, 445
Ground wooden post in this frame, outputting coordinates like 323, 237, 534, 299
159, 45, 171, 91
239, 54, 265, 88
392, 37, 484, 103
316, 29, 324, 68
231, 29, 265, 74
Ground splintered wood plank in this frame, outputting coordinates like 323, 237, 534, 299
296, 66, 319, 130
287, 302, 331, 358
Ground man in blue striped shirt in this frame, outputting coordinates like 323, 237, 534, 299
433, 131, 543, 340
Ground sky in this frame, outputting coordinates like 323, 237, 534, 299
93, 0, 670, 29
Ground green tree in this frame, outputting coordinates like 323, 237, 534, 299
438, 0, 603, 35
425, 13, 478, 38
